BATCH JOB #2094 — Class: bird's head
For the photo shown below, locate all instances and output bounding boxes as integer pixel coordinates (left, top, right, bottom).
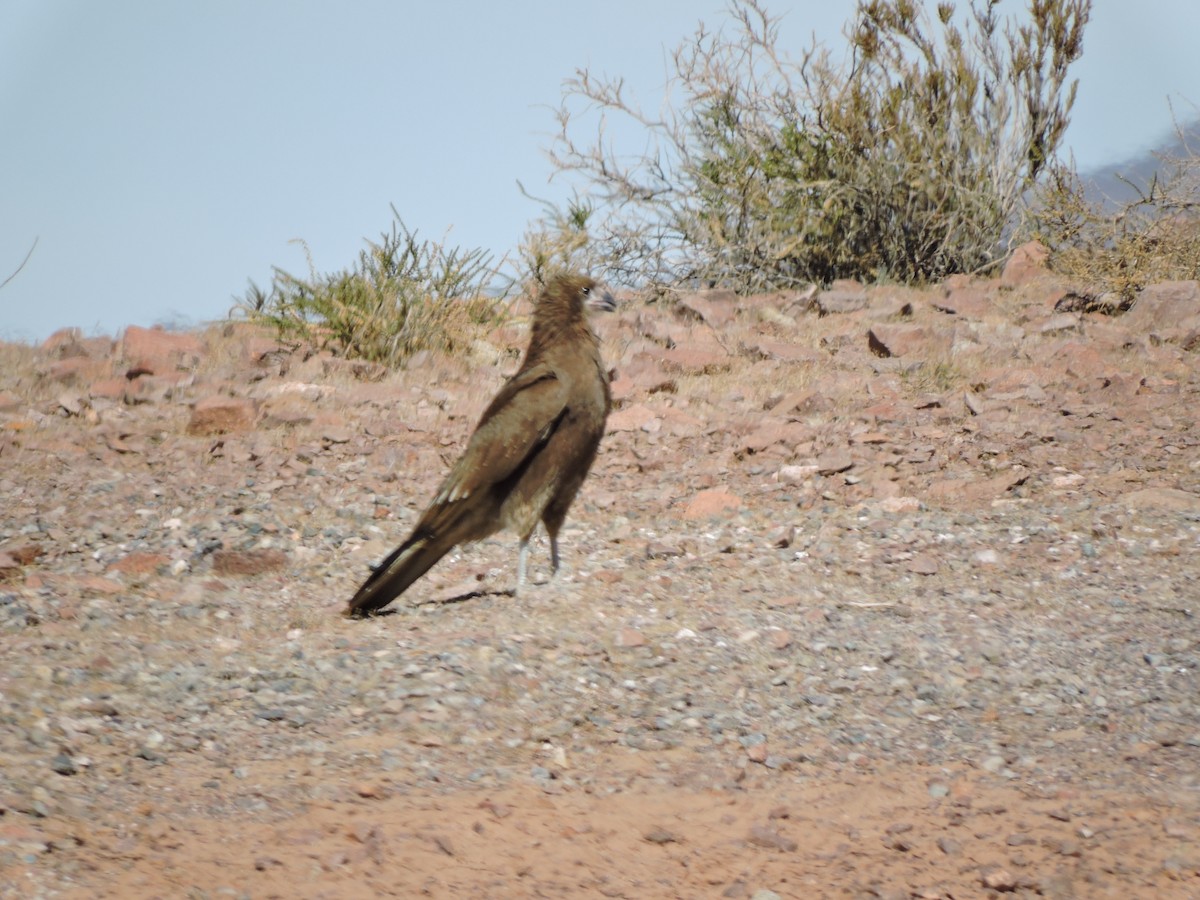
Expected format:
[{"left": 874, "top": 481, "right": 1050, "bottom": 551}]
[
  {"left": 542, "top": 273, "right": 616, "bottom": 318},
  {"left": 580, "top": 279, "right": 617, "bottom": 314},
  {"left": 528, "top": 273, "right": 616, "bottom": 356}
]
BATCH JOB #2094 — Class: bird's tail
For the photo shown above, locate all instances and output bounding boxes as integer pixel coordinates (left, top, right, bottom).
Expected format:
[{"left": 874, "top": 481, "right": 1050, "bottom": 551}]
[{"left": 346, "top": 532, "right": 452, "bottom": 616}]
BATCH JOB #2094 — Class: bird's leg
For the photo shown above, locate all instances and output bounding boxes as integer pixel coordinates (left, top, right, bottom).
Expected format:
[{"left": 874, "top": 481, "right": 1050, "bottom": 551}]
[
  {"left": 549, "top": 533, "right": 560, "bottom": 577},
  {"left": 516, "top": 538, "right": 529, "bottom": 594}
]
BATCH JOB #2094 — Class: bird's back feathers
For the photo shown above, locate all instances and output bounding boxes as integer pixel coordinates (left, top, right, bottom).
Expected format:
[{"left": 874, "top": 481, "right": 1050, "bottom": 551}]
[{"left": 347, "top": 274, "right": 612, "bottom": 616}]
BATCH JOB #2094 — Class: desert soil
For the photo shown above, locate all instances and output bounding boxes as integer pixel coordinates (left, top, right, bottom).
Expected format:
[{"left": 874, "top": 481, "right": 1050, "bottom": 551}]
[{"left": 1, "top": 251, "right": 1198, "bottom": 898}]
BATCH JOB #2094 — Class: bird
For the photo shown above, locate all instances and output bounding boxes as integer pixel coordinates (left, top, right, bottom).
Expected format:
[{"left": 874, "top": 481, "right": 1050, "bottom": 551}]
[{"left": 347, "top": 273, "right": 615, "bottom": 617}]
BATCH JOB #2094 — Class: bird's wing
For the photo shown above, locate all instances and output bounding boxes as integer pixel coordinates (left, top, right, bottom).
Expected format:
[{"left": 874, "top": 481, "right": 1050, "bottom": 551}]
[{"left": 432, "top": 363, "right": 568, "bottom": 505}]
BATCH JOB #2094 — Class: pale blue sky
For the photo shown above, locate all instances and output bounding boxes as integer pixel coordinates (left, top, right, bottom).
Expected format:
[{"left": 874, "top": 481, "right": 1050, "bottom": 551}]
[{"left": 1, "top": 2, "right": 1196, "bottom": 341}]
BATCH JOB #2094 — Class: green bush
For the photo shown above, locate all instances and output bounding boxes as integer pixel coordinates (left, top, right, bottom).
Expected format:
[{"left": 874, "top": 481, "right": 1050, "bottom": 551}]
[
  {"left": 548, "top": 0, "right": 1089, "bottom": 290},
  {"left": 237, "top": 207, "right": 500, "bottom": 367}
]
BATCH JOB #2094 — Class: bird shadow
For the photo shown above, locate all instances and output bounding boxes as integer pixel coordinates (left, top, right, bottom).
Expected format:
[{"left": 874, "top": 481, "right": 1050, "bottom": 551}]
[
  {"left": 344, "top": 581, "right": 548, "bottom": 618},
  {"left": 408, "top": 586, "right": 517, "bottom": 608}
]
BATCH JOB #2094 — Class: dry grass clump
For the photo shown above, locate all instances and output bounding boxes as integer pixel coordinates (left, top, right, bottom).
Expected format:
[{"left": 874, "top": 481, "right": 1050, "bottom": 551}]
[
  {"left": 0, "top": 341, "right": 40, "bottom": 398},
  {"left": 899, "top": 358, "right": 970, "bottom": 395},
  {"left": 1031, "top": 122, "right": 1200, "bottom": 304},
  {"left": 236, "top": 208, "right": 504, "bottom": 367},
  {"left": 542, "top": 0, "right": 1089, "bottom": 292}
]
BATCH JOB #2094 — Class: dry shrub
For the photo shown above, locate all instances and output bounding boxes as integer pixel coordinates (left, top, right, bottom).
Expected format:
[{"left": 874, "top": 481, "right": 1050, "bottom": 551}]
[
  {"left": 545, "top": 0, "right": 1089, "bottom": 292},
  {"left": 236, "top": 208, "right": 503, "bottom": 367},
  {"left": 1031, "top": 119, "right": 1200, "bottom": 304}
]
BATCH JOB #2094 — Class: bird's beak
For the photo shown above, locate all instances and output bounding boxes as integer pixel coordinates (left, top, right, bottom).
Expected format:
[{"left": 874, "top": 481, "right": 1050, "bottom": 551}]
[{"left": 587, "top": 286, "right": 617, "bottom": 314}]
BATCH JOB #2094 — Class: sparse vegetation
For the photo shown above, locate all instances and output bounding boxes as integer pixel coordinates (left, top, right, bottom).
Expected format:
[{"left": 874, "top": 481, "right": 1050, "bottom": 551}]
[
  {"left": 232, "top": 1, "right": 1108, "bottom": 367},
  {"left": 234, "top": 1, "right": 1194, "bottom": 367},
  {"left": 1030, "top": 114, "right": 1200, "bottom": 303},
  {"left": 545, "top": 0, "right": 1090, "bottom": 292},
  {"left": 237, "top": 207, "right": 502, "bottom": 367},
  {"left": 515, "top": 183, "right": 597, "bottom": 287},
  {"left": 901, "top": 358, "right": 968, "bottom": 395}
]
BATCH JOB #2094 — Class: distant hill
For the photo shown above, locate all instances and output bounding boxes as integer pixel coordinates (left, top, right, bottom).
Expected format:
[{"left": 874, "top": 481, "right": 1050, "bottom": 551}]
[{"left": 1080, "top": 117, "right": 1200, "bottom": 209}]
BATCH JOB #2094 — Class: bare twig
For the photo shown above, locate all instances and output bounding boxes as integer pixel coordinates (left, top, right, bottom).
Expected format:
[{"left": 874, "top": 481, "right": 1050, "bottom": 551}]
[{"left": 1, "top": 237, "right": 38, "bottom": 291}]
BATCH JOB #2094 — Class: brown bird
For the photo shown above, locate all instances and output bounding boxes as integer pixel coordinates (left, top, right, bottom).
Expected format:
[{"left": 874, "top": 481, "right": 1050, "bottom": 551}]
[{"left": 347, "top": 274, "right": 615, "bottom": 616}]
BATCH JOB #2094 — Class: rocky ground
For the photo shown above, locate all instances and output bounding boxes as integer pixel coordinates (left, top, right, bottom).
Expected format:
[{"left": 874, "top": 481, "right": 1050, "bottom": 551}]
[{"left": 1, "top": 245, "right": 1198, "bottom": 898}]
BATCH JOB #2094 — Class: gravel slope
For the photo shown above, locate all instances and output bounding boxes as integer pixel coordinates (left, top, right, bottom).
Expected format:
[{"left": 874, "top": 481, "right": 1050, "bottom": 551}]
[{"left": 1, "top": 269, "right": 1198, "bottom": 898}]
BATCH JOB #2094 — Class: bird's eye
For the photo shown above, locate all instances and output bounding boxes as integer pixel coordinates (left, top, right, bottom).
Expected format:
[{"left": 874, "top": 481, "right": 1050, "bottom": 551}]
[{"left": 581, "top": 286, "right": 590, "bottom": 294}]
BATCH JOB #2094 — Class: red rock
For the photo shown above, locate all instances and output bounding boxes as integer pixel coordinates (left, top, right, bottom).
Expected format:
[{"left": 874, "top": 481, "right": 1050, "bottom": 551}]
[
  {"left": 741, "top": 422, "right": 809, "bottom": 455},
  {"left": 2, "top": 543, "right": 43, "bottom": 565},
  {"left": 739, "top": 287, "right": 816, "bottom": 319},
  {"left": 777, "top": 465, "right": 819, "bottom": 484},
  {"left": 1001, "top": 240, "right": 1050, "bottom": 286},
  {"left": 815, "top": 281, "right": 868, "bottom": 315},
  {"left": 187, "top": 396, "right": 258, "bottom": 435},
  {"left": 107, "top": 552, "right": 170, "bottom": 575},
  {"left": 41, "top": 327, "right": 87, "bottom": 357},
  {"left": 659, "top": 407, "right": 704, "bottom": 437},
  {"left": 863, "top": 401, "right": 905, "bottom": 422},
  {"left": 741, "top": 339, "right": 820, "bottom": 363},
  {"left": 57, "top": 393, "right": 84, "bottom": 417},
  {"left": 88, "top": 378, "right": 128, "bottom": 401},
  {"left": 607, "top": 403, "right": 660, "bottom": 434},
  {"left": 621, "top": 353, "right": 676, "bottom": 394},
  {"left": 659, "top": 345, "right": 732, "bottom": 375},
  {"left": 864, "top": 291, "right": 917, "bottom": 319},
  {"left": 634, "top": 313, "right": 680, "bottom": 347},
  {"left": 614, "top": 628, "right": 646, "bottom": 648},
  {"left": 1122, "top": 487, "right": 1200, "bottom": 514},
  {"left": 926, "top": 472, "right": 1025, "bottom": 503},
  {"left": 869, "top": 477, "right": 902, "bottom": 500},
  {"left": 684, "top": 487, "right": 742, "bottom": 520},
  {"left": 608, "top": 373, "right": 638, "bottom": 403},
  {"left": 260, "top": 394, "right": 315, "bottom": 427},
  {"left": 852, "top": 431, "right": 890, "bottom": 445},
  {"left": 934, "top": 283, "right": 994, "bottom": 318},
  {"left": 79, "top": 575, "right": 124, "bottom": 595},
  {"left": 677, "top": 289, "right": 737, "bottom": 329},
  {"left": 909, "top": 554, "right": 939, "bottom": 575},
  {"left": 1037, "top": 341, "right": 1108, "bottom": 380},
  {"left": 1037, "top": 312, "right": 1082, "bottom": 334},
  {"left": 1122, "top": 280, "right": 1200, "bottom": 342},
  {"left": 647, "top": 536, "right": 689, "bottom": 559},
  {"left": 38, "top": 329, "right": 113, "bottom": 361},
  {"left": 878, "top": 496, "right": 921, "bottom": 514},
  {"left": 104, "top": 430, "right": 146, "bottom": 454},
  {"left": 816, "top": 452, "right": 854, "bottom": 476},
  {"left": 121, "top": 325, "right": 203, "bottom": 375},
  {"left": 769, "top": 390, "right": 820, "bottom": 417},
  {"left": 321, "top": 423, "right": 352, "bottom": 444},
  {"left": 43, "top": 357, "right": 106, "bottom": 386},
  {"left": 867, "top": 323, "right": 951, "bottom": 359}
]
